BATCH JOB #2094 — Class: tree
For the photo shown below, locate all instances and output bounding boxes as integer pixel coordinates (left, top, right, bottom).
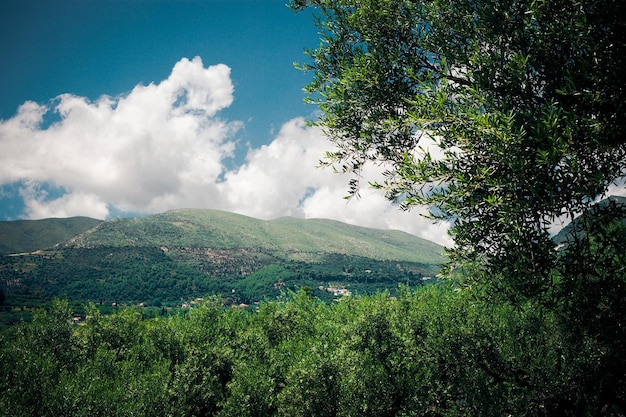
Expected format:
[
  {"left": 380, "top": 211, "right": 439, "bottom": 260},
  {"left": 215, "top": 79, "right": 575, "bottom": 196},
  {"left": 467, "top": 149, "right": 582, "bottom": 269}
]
[
  {"left": 291, "top": 1, "right": 626, "bottom": 413},
  {"left": 291, "top": 0, "right": 626, "bottom": 300}
]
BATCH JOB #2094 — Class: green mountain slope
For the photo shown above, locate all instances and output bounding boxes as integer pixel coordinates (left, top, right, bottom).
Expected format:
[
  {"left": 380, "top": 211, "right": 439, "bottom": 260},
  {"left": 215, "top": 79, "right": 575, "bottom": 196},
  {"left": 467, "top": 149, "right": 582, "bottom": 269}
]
[
  {"left": 553, "top": 195, "right": 626, "bottom": 245},
  {"left": 64, "top": 208, "right": 443, "bottom": 264},
  {"left": 0, "top": 217, "right": 103, "bottom": 255},
  {"left": 0, "top": 209, "right": 444, "bottom": 322}
]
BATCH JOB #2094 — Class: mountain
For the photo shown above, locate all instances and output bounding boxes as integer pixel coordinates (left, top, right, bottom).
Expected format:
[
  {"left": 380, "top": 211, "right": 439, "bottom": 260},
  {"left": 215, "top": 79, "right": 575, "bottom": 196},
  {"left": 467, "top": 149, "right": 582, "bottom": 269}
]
[
  {"left": 553, "top": 196, "right": 626, "bottom": 245},
  {"left": 0, "top": 216, "right": 103, "bottom": 255},
  {"left": 0, "top": 209, "right": 444, "bottom": 320},
  {"left": 62, "top": 208, "right": 443, "bottom": 264}
]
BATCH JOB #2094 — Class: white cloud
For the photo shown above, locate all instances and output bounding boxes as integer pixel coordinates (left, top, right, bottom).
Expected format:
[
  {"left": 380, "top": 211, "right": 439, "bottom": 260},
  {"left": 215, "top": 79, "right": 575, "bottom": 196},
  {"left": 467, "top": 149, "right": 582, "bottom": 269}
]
[
  {"left": 218, "top": 118, "right": 329, "bottom": 219},
  {"left": 219, "top": 118, "right": 452, "bottom": 246},
  {"left": 21, "top": 185, "right": 109, "bottom": 220},
  {"left": 607, "top": 178, "right": 626, "bottom": 199},
  {"left": 0, "top": 56, "right": 451, "bottom": 246},
  {"left": 0, "top": 56, "right": 239, "bottom": 215}
]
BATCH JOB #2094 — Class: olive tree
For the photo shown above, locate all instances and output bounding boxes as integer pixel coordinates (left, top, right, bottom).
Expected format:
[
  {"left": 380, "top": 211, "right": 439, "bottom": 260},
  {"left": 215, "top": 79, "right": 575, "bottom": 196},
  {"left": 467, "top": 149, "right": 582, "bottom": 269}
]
[{"left": 291, "top": 0, "right": 626, "bottom": 300}]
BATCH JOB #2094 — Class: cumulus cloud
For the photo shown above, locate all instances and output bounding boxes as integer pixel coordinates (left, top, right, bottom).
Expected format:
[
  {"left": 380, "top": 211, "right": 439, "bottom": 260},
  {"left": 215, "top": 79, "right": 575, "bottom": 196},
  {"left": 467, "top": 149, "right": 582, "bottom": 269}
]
[
  {"left": 21, "top": 185, "right": 109, "bottom": 220},
  {"left": 0, "top": 57, "right": 238, "bottom": 214},
  {"left": 218, "top": 118, "right": 451, "bottom": 245},
  {"left": 0, "top": 56, "right": 451, "bottom": 246},
  {"left": 218, "top": 118, "right": 329, "bottom": 219}
]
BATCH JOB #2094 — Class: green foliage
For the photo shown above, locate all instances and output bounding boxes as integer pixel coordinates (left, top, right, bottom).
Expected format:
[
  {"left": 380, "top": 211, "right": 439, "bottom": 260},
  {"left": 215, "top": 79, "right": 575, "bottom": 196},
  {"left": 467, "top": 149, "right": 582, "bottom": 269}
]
[
  {"left": 2, "top": 286, "right": 616, "bottom": 416},
  {"left": 290, "top": 2, "right": 626, "bottom": 410},
  {"left": 2, "top": 3, "right": 624, "bottom": 414},
  {"left": 291, "top": 0, "right": 626, "bottom": 300},
  {"left": 0, "top": 216, "right": 102, "bottom": 255},
  {"left": 0, "top": 248, "right": 435, "bottom": 320},
  {"left": 0, "top": 210, "right": 443, "bottom": 318}
]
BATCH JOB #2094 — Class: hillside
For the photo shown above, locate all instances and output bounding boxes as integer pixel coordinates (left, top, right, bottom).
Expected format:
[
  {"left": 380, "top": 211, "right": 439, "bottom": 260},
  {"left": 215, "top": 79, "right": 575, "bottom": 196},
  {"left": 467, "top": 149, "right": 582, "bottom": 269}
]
[
  {"left": 0, "top": 209, "right": 444, "bottom": 323},
  {"left": 63, "top": 208, "right": 443, "bottom": 264},
  {"left": 0, "top": 216, "right": 103, "bottom": 255},
  {"left": 553, "top": 195, "right": 626, "bottom": 245}
]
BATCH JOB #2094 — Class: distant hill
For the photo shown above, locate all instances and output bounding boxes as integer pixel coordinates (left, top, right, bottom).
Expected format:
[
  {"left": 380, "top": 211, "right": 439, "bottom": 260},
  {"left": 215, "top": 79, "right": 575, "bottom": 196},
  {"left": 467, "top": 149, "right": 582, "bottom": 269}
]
[
  {"left": 0, "top": 216, "right": 103, "bottom": 255},
  {"left": 63, "top": 208, "right": 443, "bottom": 264},
  {"left": 0, "top": 209, "right": 444, "bottom": 319},
  {"left": 553, "top": 196, "right": 626, "bottom": 245}
]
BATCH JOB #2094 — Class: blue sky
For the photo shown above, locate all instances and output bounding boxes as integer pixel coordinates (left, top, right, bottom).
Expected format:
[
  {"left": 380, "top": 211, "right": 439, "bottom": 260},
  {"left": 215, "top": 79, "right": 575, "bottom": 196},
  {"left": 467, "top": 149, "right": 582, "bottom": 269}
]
[
  {"left": 1, "top": 0, "right": 316, "bottom": 156},
  {"left": 0, "top": 0, "right": 451, "bottom": 245}
]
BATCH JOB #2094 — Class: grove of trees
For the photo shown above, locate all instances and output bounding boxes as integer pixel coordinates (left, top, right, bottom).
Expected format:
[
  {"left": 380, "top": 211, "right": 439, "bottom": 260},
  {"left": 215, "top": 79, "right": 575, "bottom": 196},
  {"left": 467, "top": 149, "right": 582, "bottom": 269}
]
[{"left": 2, "top": 285, "right": 619, "bottom": 417}]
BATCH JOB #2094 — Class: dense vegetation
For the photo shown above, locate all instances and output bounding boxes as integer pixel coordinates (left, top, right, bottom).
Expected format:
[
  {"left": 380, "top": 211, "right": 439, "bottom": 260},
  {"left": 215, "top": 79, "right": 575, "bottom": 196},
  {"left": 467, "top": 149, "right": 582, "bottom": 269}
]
[
  {"left": 0, "top": 216, "right": 102, "bottom": 255},
  {"left": 287, "top": 0, "right": 626, "bottom": 414},
  {"left": 3, "top": 283, "right": 621, "bottom": 417},
  {"left": 292, "top": 0, "right": 626, "bottom": 289},
  {"left": 2, "top": 208, "right": 624, "bottom": 415}
]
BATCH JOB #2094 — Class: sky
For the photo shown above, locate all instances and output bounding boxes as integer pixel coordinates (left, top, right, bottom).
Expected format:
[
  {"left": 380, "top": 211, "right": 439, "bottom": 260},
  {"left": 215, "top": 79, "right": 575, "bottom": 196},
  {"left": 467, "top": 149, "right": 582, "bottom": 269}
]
[{"left": 0, "top": 0, "right": 451, "bottom": 246}]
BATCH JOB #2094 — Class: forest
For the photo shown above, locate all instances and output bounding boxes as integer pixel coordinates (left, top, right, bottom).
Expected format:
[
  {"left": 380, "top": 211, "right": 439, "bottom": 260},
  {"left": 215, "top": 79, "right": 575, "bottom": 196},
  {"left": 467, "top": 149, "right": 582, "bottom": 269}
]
[
  {"left": 1, "top": 212, "right": 625, "bottom": 416},
  {"left": 0, "top": 244, "right": 438, "bottom": 326},
  {"left": 2, "top": 281, "right": 621, "bottom": 417}
]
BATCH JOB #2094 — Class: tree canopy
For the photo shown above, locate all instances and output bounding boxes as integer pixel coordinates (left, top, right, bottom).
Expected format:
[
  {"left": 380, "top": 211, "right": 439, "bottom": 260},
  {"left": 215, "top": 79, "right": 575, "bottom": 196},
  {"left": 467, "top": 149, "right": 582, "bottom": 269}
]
[
  {"left": 291, "top": 1, "right": 626, "bottom": 411},
  {"left": 0, "top": 288, "right": 604, "bottom": 416},
  {"left": 291, "top": 0, "right": 626, "bottom": 299}
]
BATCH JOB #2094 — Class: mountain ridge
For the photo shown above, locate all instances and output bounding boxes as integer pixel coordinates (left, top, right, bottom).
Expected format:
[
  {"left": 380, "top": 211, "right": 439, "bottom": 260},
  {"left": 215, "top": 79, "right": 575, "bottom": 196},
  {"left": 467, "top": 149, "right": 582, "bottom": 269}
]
[
  {"left": 553, "top": 195, "right": 626, "bottom": 245},
  {"left": 60, "top": 208, "right": 443, "bottom": 264},
  {"left": 0, "top": 216, "right": 103, "bottom": 255},
  {"left": 0, "top": 209, "right": 444, "bottom": 318}
]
